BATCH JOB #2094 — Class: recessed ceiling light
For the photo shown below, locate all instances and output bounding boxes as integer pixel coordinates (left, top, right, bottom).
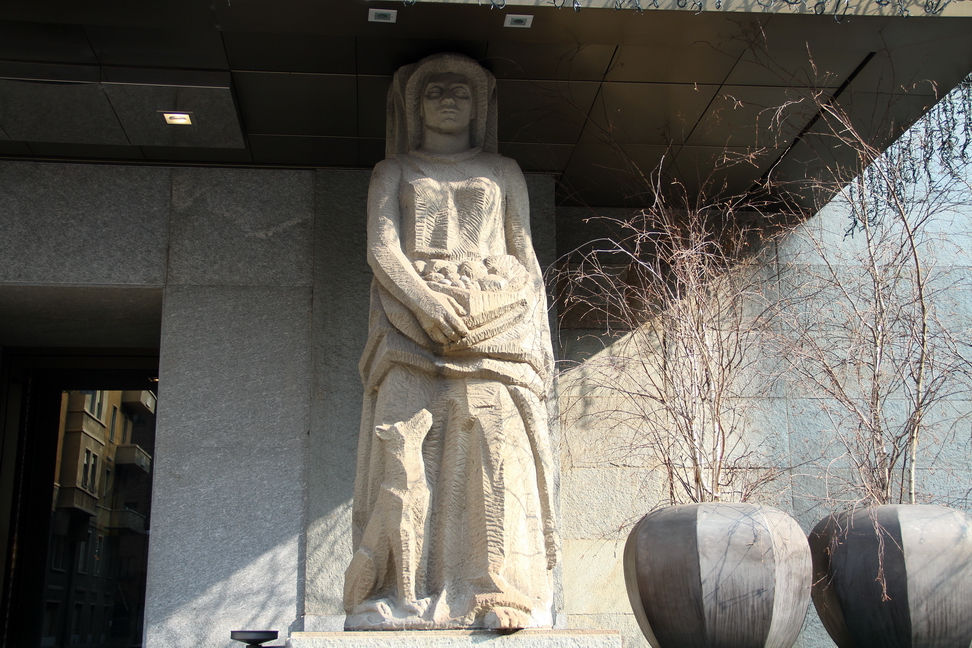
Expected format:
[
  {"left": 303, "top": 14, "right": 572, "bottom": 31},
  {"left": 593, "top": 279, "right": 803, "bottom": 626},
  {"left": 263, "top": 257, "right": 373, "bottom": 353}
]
[
  {"left": 162, "top": 112, "right": 193, "bottom": 125},
  {"left": 368, "top": 8, "right": 397, "bottom": 22},
  {"left": 504, "top": 14, "right": 533, "bottom": 28}
]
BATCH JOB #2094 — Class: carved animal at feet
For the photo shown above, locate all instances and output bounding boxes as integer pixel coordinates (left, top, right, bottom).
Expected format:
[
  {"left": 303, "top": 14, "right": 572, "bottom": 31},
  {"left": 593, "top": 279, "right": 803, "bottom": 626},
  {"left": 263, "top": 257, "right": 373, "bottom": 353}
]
[{"left": 344, "top": 409, "right": 433, "bottom": 623}]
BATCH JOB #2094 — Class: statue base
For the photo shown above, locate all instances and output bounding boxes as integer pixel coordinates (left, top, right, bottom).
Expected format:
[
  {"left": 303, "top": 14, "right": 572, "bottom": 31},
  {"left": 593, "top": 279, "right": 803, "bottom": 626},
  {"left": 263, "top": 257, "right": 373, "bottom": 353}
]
[{"left": 287, "top": 629, "right": 621, "bottom": 648}]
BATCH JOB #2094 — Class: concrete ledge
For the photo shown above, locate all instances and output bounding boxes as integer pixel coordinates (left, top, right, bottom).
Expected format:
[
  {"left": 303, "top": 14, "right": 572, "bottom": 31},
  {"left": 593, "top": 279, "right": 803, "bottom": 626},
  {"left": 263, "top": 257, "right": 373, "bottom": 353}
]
[{"left": 288, "top": 629, "right": 622, "bottom": 648}]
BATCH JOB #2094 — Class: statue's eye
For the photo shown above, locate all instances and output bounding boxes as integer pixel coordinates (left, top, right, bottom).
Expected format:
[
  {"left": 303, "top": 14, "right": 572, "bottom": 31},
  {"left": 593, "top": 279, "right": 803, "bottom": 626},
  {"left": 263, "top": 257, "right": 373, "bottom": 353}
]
[
  {"left": 452, "top": 86, "right": 470, "bottom": 99},
  {"left": 426, "top": 86, "right": 443, "bottom": 99}
]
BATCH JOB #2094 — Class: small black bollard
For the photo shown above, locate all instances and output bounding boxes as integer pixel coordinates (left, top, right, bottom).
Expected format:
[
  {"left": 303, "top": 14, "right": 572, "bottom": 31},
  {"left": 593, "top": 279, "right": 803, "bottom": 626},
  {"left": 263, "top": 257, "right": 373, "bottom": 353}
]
[{"left": 230, "top": 630, "right": 279, "bottom": 648}]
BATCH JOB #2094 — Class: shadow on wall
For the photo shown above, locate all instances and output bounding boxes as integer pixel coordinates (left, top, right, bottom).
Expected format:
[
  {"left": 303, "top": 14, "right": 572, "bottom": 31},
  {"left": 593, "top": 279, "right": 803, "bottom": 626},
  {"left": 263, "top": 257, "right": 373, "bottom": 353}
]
[{"left": 147, "top": 534, "right": 301, "bottom": 648}]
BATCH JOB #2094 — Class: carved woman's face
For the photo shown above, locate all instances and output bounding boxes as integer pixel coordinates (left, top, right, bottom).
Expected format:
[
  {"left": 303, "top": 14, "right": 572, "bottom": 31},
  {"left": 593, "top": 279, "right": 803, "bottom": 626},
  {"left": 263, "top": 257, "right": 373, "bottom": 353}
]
[{"left": 420, "top": 73, "right": 475, "bottom": 135}]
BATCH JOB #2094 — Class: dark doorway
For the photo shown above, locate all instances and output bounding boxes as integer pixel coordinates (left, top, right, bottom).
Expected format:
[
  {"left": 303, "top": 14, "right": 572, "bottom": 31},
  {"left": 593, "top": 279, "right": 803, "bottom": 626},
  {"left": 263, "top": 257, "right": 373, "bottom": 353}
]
[{"left": 0, "top": 350, "right": 159, "bottom": 648}]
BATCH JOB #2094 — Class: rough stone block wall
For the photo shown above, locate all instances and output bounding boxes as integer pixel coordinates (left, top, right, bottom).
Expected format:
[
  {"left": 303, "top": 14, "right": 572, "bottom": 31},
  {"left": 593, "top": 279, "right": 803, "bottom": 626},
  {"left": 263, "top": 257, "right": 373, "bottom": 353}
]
[{"left": 555, "top": 194, "right": 972, "bottom": 648}]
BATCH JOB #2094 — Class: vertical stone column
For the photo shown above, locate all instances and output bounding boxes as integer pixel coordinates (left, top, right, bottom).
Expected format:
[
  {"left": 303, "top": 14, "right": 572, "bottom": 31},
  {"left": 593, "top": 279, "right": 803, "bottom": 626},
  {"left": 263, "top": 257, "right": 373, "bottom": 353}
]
[{"left": 146, "top": 168, "right": 315, "bottom": 648}]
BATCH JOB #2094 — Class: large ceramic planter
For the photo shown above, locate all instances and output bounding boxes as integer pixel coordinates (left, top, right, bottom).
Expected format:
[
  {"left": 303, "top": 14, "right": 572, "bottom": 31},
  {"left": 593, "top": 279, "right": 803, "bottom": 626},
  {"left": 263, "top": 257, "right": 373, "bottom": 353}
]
[
  {"left": 624, "top": 503, "right": 811, "bottom": 648},
  {"left": 809, "top": 504, "right": 972, "bottom": 648}
]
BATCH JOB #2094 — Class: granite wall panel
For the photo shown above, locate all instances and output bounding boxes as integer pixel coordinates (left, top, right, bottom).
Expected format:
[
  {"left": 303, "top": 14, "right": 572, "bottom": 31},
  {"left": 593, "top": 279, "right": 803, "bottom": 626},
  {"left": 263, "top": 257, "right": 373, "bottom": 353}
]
[
  {"left": 0, "top": 161, "right": 170, "bottom": 285},
  {"left": 168, "top": 167, "right": 314, "bottom": 287},
  {"left": 147, "top": 284, "right": 312, "bottom": 648}
]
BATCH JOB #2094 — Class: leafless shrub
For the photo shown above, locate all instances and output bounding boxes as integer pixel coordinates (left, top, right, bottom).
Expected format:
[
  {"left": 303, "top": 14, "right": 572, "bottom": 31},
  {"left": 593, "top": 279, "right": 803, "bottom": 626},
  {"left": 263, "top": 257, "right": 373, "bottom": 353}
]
[
  {"left": 773, "top": 78, "right": 972, "bottom": 507},
  {"left": 557, "top": 67, "right": 972, "bottom": 515},
  {"left": 557, "top": 165, "right": 792, "bottom": 506}
]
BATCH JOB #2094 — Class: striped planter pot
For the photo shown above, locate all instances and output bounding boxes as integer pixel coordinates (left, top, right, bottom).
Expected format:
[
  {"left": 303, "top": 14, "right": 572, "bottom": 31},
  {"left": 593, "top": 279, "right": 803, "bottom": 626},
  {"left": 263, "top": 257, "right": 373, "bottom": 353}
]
[
  {"left": 809, "top": 505, "right": 972, "bottom": 648},
  {"left": 624, "top": 503, "right": 811, "bottom": 648}
]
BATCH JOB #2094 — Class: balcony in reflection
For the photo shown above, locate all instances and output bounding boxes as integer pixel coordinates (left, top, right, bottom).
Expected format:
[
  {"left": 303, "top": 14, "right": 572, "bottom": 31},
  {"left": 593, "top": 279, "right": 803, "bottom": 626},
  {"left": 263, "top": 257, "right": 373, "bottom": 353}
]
[{"left": 42, "top": 389, "right": 156, "bottom": 648}]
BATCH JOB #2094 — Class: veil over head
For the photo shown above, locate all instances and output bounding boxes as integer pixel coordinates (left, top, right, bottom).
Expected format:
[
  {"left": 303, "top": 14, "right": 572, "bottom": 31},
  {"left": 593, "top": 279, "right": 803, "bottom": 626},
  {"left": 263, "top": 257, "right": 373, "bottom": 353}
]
[{"left": 385, "top": 52, "right": 498, "bottom": 157}]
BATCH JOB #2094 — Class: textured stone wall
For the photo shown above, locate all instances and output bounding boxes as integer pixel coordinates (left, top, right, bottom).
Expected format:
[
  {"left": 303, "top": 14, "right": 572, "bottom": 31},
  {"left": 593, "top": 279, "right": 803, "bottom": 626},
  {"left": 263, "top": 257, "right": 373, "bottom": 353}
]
[
  {"left": 555, "top": 195, "right": 972, "bottom": 648},
  {"left": 147, "top": 167, "right": 314, "bottom": 647}
]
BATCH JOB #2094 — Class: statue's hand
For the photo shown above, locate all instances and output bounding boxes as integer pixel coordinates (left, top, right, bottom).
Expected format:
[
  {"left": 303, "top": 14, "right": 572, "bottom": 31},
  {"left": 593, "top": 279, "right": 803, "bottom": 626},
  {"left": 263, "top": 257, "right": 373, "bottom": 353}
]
[{"left": 417, "top": 291, "right": 469, "bottom": 345}]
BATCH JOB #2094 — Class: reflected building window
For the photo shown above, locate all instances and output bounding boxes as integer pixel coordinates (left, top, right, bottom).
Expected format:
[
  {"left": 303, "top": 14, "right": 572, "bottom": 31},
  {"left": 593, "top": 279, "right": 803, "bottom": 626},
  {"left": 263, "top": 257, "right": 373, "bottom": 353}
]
[
  {"left": 78, "top": 532, "right": 89, "bottom": 574},
  {"left": 84, "top": 391, "right": 106, "bottom": 421},
  {"left": 71, "top": 602, "right": 82, "bottom": 640},
  {"left": 89, "top": 455, "right": 98, "bottom": 495},
  {"left": 81, "top": 450, "right": 91, "bottom": 491},
  {"left": 50, "top": 536, "right": 66, "bottom": 572},
  {"left": 94, "top": 536, "right": 103, "bottom": 576},
  {"left": 39, "top": 389, "right": 156, "bottom": 648},
  {"left": 41, "top": 602, "right": 59, "bottom": 648}
]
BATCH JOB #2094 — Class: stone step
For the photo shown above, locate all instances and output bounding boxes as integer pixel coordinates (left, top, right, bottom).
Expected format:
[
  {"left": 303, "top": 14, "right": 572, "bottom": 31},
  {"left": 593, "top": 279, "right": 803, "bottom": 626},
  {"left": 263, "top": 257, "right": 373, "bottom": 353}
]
[{"left": 287, "top": 629, "right": 622, "bottom": 648}]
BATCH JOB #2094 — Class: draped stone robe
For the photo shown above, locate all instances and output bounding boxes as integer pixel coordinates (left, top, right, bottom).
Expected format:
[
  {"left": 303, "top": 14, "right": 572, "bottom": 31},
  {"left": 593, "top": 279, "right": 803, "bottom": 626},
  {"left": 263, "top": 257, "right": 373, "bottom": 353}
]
[{"left": 346, "top": 147, "right": 559, "bottom": 629}]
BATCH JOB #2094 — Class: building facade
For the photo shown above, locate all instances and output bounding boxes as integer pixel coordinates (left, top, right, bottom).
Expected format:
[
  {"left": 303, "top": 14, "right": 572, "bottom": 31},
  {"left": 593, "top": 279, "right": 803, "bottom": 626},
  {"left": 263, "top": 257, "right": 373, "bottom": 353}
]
[
  {"left": 43, "top": 390, "right": 155, "bottom": 648},
  {"left": 2, "top": 3, "right": 972, "bottom": 648}
]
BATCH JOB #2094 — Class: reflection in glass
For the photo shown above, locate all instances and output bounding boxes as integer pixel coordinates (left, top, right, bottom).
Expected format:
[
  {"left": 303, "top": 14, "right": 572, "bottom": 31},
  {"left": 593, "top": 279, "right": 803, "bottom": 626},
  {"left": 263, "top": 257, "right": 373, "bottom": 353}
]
[{"left": 40, "top": 390, "right": 156, "bottom": 648}]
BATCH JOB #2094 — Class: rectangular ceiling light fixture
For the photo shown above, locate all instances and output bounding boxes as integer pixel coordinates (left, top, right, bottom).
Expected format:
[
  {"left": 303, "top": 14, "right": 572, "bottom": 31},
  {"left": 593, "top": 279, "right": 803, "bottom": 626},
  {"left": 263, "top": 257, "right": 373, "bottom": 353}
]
[
  {"left": 504, "top": 14, "right": 533, "bottom": 28},
  {"left": 161, "top": 112, "right": 193, "bottom": 125},
  {"left": 368, "top": 8, "right": 398, "bottom": 22}
]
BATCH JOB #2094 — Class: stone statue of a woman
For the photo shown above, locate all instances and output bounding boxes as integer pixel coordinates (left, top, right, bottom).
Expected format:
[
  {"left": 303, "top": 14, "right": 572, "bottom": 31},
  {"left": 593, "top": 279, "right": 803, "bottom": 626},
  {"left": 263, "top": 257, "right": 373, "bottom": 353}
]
[{"left": 344, "top": 53, "right": 559, "bottom": 631}]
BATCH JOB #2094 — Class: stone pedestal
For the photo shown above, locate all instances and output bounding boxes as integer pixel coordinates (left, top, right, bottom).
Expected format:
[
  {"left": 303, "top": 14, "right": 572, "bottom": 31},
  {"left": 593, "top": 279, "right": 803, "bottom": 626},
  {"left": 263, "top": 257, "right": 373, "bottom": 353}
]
[{"left": 287, "top": 630, "right": 621, "bottom": 648}]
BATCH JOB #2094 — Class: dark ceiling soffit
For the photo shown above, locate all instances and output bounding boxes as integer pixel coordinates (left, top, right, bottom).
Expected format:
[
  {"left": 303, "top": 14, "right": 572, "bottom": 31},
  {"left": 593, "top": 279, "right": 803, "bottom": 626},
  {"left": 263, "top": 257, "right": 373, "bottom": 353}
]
[
  {"left": 0, "top": 60, "right": 100, "bottom": 83},
  {"left": 0, "top": 64, "right": 243, "bottom": 149},
  {"left": 0, "top": 61, "right": 231, "bottom": 88},
  {"left": 103, "top": 85, "right": 245, "bottom": 149},
  {"left": 100, "top": 67, "right": 231, "bottom": 88}
]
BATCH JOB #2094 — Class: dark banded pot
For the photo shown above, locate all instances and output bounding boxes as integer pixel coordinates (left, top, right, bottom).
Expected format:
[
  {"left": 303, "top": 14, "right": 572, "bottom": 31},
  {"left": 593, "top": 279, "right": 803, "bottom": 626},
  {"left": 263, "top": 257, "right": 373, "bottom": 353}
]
[
  {"left": 624, "top": 503, "right": 811, "bottom": 648},
  {"left": 809, "top": 505, "right": 972, "bottom": 648}
]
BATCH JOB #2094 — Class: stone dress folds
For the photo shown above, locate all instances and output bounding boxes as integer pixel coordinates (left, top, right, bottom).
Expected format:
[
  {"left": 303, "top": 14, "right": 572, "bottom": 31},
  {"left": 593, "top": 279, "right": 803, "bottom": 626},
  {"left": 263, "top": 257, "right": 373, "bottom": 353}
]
[{"left": 345, "top": 146, "right": 559, "bottom": 629}]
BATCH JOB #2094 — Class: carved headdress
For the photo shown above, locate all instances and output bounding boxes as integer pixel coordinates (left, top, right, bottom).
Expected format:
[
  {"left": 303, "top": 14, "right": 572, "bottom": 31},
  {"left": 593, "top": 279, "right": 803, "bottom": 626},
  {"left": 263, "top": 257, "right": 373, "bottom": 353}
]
[{"left": 385, "top": 52, "right": 499, "bottom": 157}]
